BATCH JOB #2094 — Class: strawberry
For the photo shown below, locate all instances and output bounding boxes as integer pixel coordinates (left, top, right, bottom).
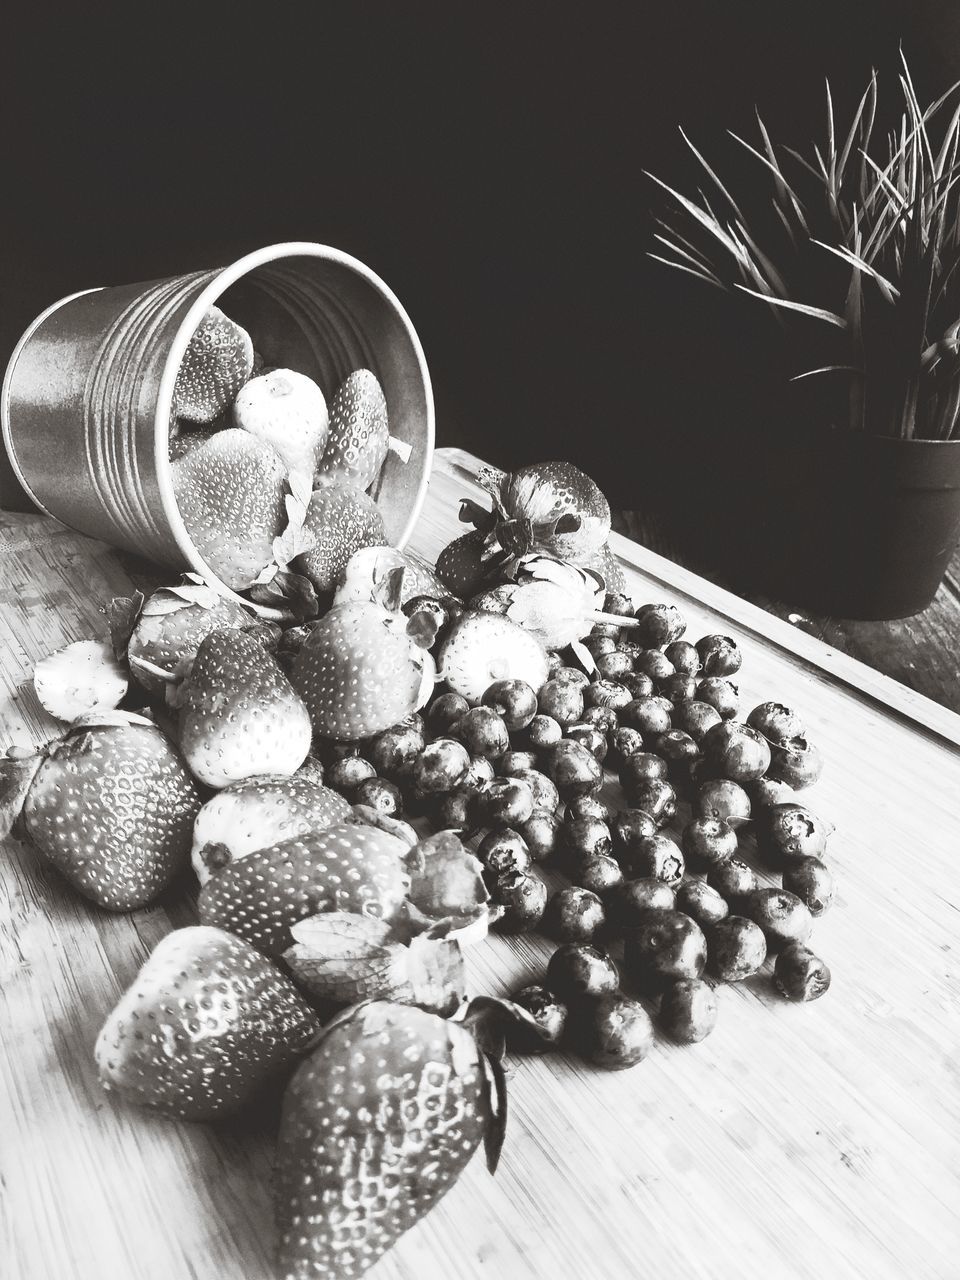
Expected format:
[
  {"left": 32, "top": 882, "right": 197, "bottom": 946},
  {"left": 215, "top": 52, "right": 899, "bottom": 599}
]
[
  {"left": 274, "top": 999, "right": 528, "bottom": 1279},
  {"left": 436, "top": 528, "right": 489, "bottom": 598},
  {"left": 233, "top": 368, "right": 329, "bottom": 480},
  {"left": 95, "top": 925, "right": 321, "bottom": 1121},
  {"left": 21, "top": 717, "right": 201, "bottom": 910},
  {"left": 315, "top": 369, "right": 389, "bottom": 491},
  {"left": 461, "top": 460, "right": 611, "bottom": 566},
  {"left": 118, "top": 575, "right": 253, "bottom": 694},
  {"left": 197, "top": 818, "right": 414, "bottom": 956},
  {"left": 168, "top": 421, "right": 222, "bottom": 462},
  {"left": 172, "top": 306, "right": 254, "bottom": 424},
  {"left": 293, "top": 485, "right": 386, "bottom": 595},
  {"left": 191, "top": 768, "right": 352, "bottom": 885},
  {"left": 177, "top": 629, "right": 312, "bottom": 790},
  {"left": 172, "top": 428, "right": 288, "bottom": 590},
  {"left": 584, "top": 540, "right": 627, "bottom": 594},
  {"left": 436, "top": 609, "right": 550, "bottom": 704},
  {"left": 292, "top": 593, "right": 433, "bottom": 741}
]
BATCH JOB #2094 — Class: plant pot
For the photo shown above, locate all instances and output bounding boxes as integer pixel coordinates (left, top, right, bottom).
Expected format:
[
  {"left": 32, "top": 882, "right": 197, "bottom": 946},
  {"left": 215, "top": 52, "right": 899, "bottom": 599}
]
[
  {"left": 0, "top": 242, "right": 434, "bottom": 609},
  {"left": 740, "top": 427, "right": 960, "bottom": 620}
]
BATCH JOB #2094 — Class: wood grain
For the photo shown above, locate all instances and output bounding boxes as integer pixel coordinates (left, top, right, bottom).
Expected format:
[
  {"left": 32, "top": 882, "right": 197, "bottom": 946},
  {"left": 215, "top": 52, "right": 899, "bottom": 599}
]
[{"left": 2, "top": 448, "right": 959, "bottom": 1280}]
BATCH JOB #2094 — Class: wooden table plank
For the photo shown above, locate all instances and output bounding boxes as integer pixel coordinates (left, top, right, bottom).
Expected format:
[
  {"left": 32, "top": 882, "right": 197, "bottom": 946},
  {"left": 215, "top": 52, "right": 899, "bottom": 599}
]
[{"left": 2, "top": 448, "right": 959, "bottom": 1280}]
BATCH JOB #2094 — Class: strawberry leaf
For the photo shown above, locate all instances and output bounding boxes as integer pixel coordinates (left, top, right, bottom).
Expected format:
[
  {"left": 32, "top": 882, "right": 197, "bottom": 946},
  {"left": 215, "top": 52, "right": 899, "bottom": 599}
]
[
  {"left": 248, "top": 570, "right": 319, "bottom": 621},
  {"left": 405, "top": 609, "right": 440, "bottom": 649},
  {"left": 287, "top": 470, "right": 314, "bottom": 510},
  {"left": 0, "top": 749, "right": 45, "bottom": 839},
  {"left": 483, "top": 1051, "right": 509, "bottom": 1174},
  {"left": 33, "top": 639, "right": 129, "bottom": 722},
  {"left": 104, "top": 591, "right": 145, "bottom": 659},
  {"left": 371, "top": 565, "right": 405, "bottom": 613},
  {"left": 459, "top": 498, "right": 496, "bottom": 532}
]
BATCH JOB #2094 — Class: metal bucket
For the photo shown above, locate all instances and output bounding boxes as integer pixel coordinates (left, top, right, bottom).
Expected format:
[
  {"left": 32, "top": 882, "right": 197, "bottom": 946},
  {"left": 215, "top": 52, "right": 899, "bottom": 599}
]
[{"left": 1, "top": 242, "right": 435, "bottom": 605}]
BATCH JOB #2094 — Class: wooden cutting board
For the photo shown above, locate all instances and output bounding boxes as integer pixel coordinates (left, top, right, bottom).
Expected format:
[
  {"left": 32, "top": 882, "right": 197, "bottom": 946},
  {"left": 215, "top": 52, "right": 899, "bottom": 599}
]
[{"left": 2, "top": 448, "right": 958, "bottom": 1280}]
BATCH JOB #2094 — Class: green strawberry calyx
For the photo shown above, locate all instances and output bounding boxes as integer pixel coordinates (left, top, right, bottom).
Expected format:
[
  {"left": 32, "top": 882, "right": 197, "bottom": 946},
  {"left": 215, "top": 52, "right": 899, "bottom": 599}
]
[{"left": 248, "top": 474, "right": 320, "bottom": 620}]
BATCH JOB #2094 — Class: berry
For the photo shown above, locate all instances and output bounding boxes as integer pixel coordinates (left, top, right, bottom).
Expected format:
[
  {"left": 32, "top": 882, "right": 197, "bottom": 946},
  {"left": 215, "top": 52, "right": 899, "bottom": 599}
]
[
  {"left": 574, "top": 854, "right": 624, "bottom": 896},
  {"left": 623, "top": 909, "right": 707, "bottom": 994},
  {"left": 563, "top": 816, "right": 614, "bottom": 865},
  {"left": 695, "top": 677, "right": 740, "bottom": 719},
  {"left": 773, "top": 944, "right": 831, "bottom": 1001},
  {"left": 682, "top": 817, "right": 738, "bottom": 869},
  {"left": 621, "top": 777, "right": 677, "bottom": 827},
  {"left": 233, "top": 368, "right": 329, "bottom": 478},
  {"left": 767, "top": 737, "right": 824, "bottom": 790},
  {"left": 437, "top": 611, "right": 550, "bottom": 705},
  {"left": 674, "top": 878, "right": 729, "bottom": 927},
  {"left": 453, "top": 706, "right": 510, "bottom": 760},
  {"left": 659, "top": 977, "right": 718, "bottom": 1043},
  {"left": 707, "top": 858, "right": 759, "bottom": 902},
  {"left": 605, "top": 879, "right": 676, "bottom": 929},
  {"left": 477, "top": 777, "right": 535, "bottom": 827},
  {"left": 546, "top": 943, "right": 619, "bottom": 1002},
  {"left": 696, "top": 635, "right": 742, "bottom": 677},
  {"left": 746, "top": 701, "right": 806, "bottom": 745},
  {"left": 494, "top": 870, "right": 548, "bottom": 932},
  {"left": 537, "top": 679, "right": 584, "bottom": 727},
  {"left": 481, "top": 678, "right": 539, "bottom": 731},
  {"left": 620, "top": 695, "right": 673, "bottom": 737},
  {"left": 758, "top": 802, "right": 829, "bottom": 864},
  {"left": 545, "top": 740, "right": 603, "bottom": 799},
  {"left": 525, "top": 714, "right": 563, "bottom": 750},
  {"left": 172, "top": 429, "right": 287, "bottom": 590},
  {"left": 707, "top": 916, "right": 768, "bottom": 981},
  {"left": 316, "top": 368, "right": 390, "bottom": 490},
  {"left": 564, "top": 723, "right": 608, "bottom": 762},
  {"left": 703, "top": 721, "right": 771, "bottom": 783},
  {"left": 664, "top": 640, "right": 701, "bottom": 674},
  {"left": 173, "top": 306, "right": 253, "bottom": 424},
  {"left": 427, "top": 691, "right": 471, "bottom": 735},
  {"left": 673, "top": 700, "right": 724, "bottom": 743},
  {"left": 582, "top": 679, "right": 633, "bottom": 711},
  {"left": 325, "top": 754, "right": 378, "bottom": 798},
  {"left": 95, "top": 925, "right": 319, "bottom": 1121},
  {"left": 575, "top": 993, "right": 654, "bottom": 1070},
  {"left": 510, "top": 985, "right": 568, "bottom": 1051},
  {"left": 695, "top": 778, "right": 752, "bottom": 828},
  {"left": 632, "top": 602, "right": 686, "bottom": 647},
  {"left": 744, "top": 888, "right": 814, "bottom": 950},
  {"left": 520, "top": 809, "right": 563, "bottom": 862},
  {"left": 623, "top": 833, "right": 685, "bottom": 887},
  {"left": 543, "top": 887, "right": 606, "bottom": 944},
  {"left": 295, "top": 485, "right": 387, "bottom": 594},
  {"left": 353, "top": 776, "right": 403, "bottom": 817},
  {"left": 477, "top": 828, "right": 533, "bottom": 879},
  {"left": 413, "top": 738, "right": 472, "bottom": 794},
  {"left": 782, "top": 857, "right": 835, "bottom": 916}
]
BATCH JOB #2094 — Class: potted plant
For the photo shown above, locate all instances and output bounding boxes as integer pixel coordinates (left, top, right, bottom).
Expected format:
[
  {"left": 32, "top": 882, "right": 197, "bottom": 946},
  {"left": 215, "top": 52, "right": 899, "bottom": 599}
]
[{"left": 648, "top": 55, "right": 960, "bottom": 618}]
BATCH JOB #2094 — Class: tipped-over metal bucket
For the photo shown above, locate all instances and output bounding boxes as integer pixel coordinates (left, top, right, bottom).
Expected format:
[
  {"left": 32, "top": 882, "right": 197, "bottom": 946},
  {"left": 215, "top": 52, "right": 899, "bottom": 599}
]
[{"left": 1, "top": 242, "right": 435, "bottom": 603}]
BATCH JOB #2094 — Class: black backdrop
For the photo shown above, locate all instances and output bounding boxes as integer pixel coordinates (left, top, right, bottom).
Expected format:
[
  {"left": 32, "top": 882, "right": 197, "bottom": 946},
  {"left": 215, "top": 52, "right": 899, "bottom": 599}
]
[{"left": 4, "top": 2, "right": 959, "bottom": 533}]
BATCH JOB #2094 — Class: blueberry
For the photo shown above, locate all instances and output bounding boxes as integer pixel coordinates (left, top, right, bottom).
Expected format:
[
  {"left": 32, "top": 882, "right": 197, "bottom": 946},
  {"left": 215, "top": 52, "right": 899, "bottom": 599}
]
[
  {"left": 575, "top": 854, "right": 625, "bottom": 896},
  {"left": 605, "top": 878, "right": 676, "bottom": 930},
  {"left": 546, "top": 943, "right": 620, "bottom": 1002},
  {"left": 366, "top": 717, "right": 426, "bottom": 778},
  {"left": 478, "top": 777, "right": 535, "bottom": 827},
  {"left": 622, "top": 833, "right": 685, "bottom": 887},
  {"left": 618, "top": 752, "right": 669, "bottom": 786},
  {"left": 621, "top": 778, "right": 677, "bottom": 827},
  {"left": 325, "top": 754, "right": 377, "bottom": 798},
  {"left": 702, "top": 721, "right": 771, "bottom": 784},
  {"left": 575, "top": 992, "right": 655, "bottom": 1069},
  {"left": 477, "top": 828, "right": 533, "bottom": 878},
  {"left": 633, "top": 602, "right": 686, "bottom": 648},
  {"left": 495, "top": 871, "right": 548, "bottom": 933},
  {"left": 782, "top": 857, "right": 835, "bottom": 916},
  {"left": 744, "top": 888, "right": 814, "bottom": 950},
  {"left": 537, "top": 679, "right": 584, "bottom": 727},
  {"left": 695, "top": 677, "right": 740, "bottom": 719},
  {"left": 580, "top": 704, "right": 619, "bottom": 733},
  {"left": 695, "top": 779, "right": 751, "bottom": 829},
  {"left": 610, "top": 809, "right": 659, "bottom": 860},
  {"left": 525, "top": 714, "right": 563, "bottom": 750},
  {"left": 607, "top": 726, "right": 645, "bottom": 769},
  {"left": 673, "top": 700, "right": 724, "bottom": 743},
  {"left": 623, "top": 909, "right": 707, "bottom": 994},
  {"left": 595, "top": 650, "right": 635, "bottom": 682},
  {"left": 582, "top": 680, "right": 633, "bottom": 712},
  {"left": 695, "top": 635, "right": 742, "bottom": 677},
  {"left": 510, "top": 769, "right": 560, "bottom": 813},
  {"left": 658, "top": 674, "right": 698, "bottom": 705},
  {"left": 510, "top": 985, "right": 568, "bottom": 1051},
  {"left": 482, "top": 678, "right": 539, "bottom": 732},
  {"left": 498, "top": 749, "right": 539, "bottom": 777},
  {"left": 664, "top": 640, "right": 701, "bottom": 675},
  {"left": 682, "top": 817, "right": 738, "bottom": 869},
  {"left": 707, "top": 916, "right": 767, "bottom": 981},
  {"left": 659, "top": 977, "right": 719, "bottom": 1043},
  {"left": 353, "top": 777, "right": 403, "bottom": 817},
  {"left": 543, "top": 887, "right": 606, "bottom": 944},
  {"left": 766, "top": 737, "right": 824, "bottom": 790},
  {"left": 620, "top": 695, "right": 673, "bottom": 737},
  {"left": 413, "top": 737, "right": 471, "bottom": 793},
  {"left": 563, "top": 815, "right": 614, "bottom": 865},
  {"left": 674, "top": 878, "right": 729, "bottom": 927},
  {"left": 453, "top": 706, "right": 510, "bottom": 760},
  {"left": 773, "top": 943, "right": 831, "bottom": 1001},
  {"left": 565, "top": 723, "right": 608, "bottom": 763},
  {"left": 707, "top": 858, "right": 759, "bottom": 902},
  {"left": 519, "top": 809, "right": 563, "bottom": 863},
  {"left": 426, "top": 692, "right": 470, "bottom": 736},
  {"left": 545, "top": 740, "right": 603, "bottom": 799},
  {"left": 746, "top": 701, "right": 806, "bottom": 745}
]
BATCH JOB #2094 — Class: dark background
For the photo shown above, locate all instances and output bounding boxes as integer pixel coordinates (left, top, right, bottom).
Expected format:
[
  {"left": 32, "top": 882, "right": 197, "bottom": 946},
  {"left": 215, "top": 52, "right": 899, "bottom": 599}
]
[{"left": 4, "top": 2, "right": 959, "bottom": 532}]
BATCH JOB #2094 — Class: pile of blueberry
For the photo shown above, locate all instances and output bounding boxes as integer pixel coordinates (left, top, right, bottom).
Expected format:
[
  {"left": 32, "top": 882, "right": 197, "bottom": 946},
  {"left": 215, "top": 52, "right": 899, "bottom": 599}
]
[{"left": 317, "top": 593, "right": 834, "bottom": 1070}]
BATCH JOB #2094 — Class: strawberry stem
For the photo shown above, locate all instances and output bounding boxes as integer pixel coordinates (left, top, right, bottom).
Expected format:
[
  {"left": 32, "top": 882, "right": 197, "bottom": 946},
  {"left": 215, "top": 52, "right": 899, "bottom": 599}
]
[
  {"left": 127, "top": 655, "right": 178, "bottom": 684},
  {"left": 591, "top": 610, "right": 640, "bottom": 629}
]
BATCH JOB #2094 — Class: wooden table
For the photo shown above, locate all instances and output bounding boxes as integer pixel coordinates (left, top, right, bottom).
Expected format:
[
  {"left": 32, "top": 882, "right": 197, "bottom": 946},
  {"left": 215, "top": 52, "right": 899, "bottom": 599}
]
[{"left": 2, "top": 448, "right": 959, "bottom": 1280}]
